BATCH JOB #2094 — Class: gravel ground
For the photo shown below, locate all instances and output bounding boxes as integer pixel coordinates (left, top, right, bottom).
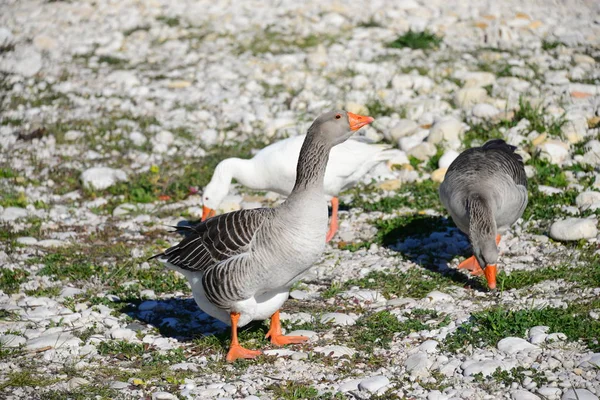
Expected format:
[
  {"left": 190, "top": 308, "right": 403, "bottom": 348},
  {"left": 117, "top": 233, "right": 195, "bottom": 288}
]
[{"left": 1, "top": 0, "right": 600, "bottom": 399}]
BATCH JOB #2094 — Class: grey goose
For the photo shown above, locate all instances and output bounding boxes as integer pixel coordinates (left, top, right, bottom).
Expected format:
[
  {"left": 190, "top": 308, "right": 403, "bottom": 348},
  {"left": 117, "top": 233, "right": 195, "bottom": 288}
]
[
  {"left": 439, "top": 139, "right": 528, "bottom": 290},
  {"left": 152, "top": 111, "right": 374, "bottom": 361}
]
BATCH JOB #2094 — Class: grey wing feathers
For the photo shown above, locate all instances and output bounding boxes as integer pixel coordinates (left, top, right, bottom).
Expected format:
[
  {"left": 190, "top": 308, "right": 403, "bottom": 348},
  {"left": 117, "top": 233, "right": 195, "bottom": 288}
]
[
  {"left": 447, "top": 139, "right": 527, "bottom": 187},
  {"left": 153, "top": 208, "right": 274, "bottom": 273}
]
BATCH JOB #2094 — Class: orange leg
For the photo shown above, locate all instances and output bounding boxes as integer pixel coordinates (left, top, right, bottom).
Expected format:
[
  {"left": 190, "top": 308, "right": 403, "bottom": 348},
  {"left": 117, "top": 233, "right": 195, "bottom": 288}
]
[
  {"left": 496, "top": 234, "right": 501, "bottom": 246},
  {"left": 458, "top": 255, "right": 484, "bottom": 276},
  {"left": 325, "top": 197, "right": 339, "bottom": 242},
  {"left": 226, "top": 312, "right": 261, "bottom": 362},
  {"left": 265, "top": 310, "right": 308, "bottom": 346}
]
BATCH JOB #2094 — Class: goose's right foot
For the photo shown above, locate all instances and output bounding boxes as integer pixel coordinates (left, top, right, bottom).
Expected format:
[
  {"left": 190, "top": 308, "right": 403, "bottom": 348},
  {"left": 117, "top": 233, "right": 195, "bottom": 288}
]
[
  {"left": 457, "top": 255, "right": 484, "bottom": 276},
  {"left": 227, "top": 312, "right": 261, "bottom": 362}
]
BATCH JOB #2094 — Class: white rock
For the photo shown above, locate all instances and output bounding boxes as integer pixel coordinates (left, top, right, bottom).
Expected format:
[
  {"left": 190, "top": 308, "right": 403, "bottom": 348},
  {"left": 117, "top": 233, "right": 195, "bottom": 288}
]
[
  {"left": 419, "top": 340, "right": 439, "bottom": 353},
  {"left": 286, "top": 330, "right": 317, "bottom": 340},
  {"left": 64, "top": 130, "right": 84, "bottom": 141},
  {"left": 472, "top": 103, "right": 500, "bottom": 119},
  {"left": 537, "top": 387, "right": 562, "bottom": 398},
  {"left": 358, "top": 375, "right": 390, "bottom": 393},
  {"left": 320, "top": 313, "right": 357, "bottom": 326},
  {"left": 427, "top": 117, "right": 463, "bottom": 148},
  {"left": 426, "top": 291, "right": 454, "bottom": 303},
  {"left": 497, "top": 337, "right": 540, "bottom": 355},
  {"left": 110, "top": 328, "right": 136, "bottom": 341},
  {"left": 549, "top": 218, "right": 598, "bottom": 241},
  {"left": 139, "top": 300, "right": 158, "bottom": 311},
  {"left": 536, "top": 140, "right": 570, "bottom": 166},
  {"left": 67, "top": 377, "right": 90, "bottom": 390},
  {"left": 37, "top": 239, "right": 68, "bottom": 248},
  {"left": 462, "top": 359, "right": 515, "bottom": 376},
  {"left": 408, "top": 142, "right": 437, "bottom": 161},
  {"left": 454, "top": 87, "right": 487, "bottom": 109},
  {"left": 0, "top": 27, "right": 13, "bottom": 44},
  {"left": 579, "top": 353, "right": 600, "bottom": 368},
  {"left": 576, "top": 191, "right": 600, "bottom": 211},
  {"left": 0, "top": 334, "right": 26, "bottom": 348},
  {"left": 438, "top": 150, "right": 460, "bottom": 169},
  {"left": 263, "top": 349, "right": 296, "bottom": 357},
  {"left": 81, "top": 167, "right": 128, "bottom": 190},
  {"left": 152, "top": 131, "right": 174, "bottom": 153},
  {"left": 405, "top": 353, "right": 431, "bottom": 376},
  {"left": 512, "top": 390, "right": 541, "bottom": 400},
  {"left": 338, "top": 379, "right": 362, "bottom": 392},
  {"left": 529, "top": 334, "right": 547, "bottom": 344},
  {"left": 546, "top": 332, "right": 567, "bottom": 342},
  {"left": 152, "top": 392, "right": 178, "bottom": 400},
  {"left": 106, "top": 70, "right": 140, "bottom": 88},
  {"left": 16, "top": 236, "right": 37, "bottom": 245},
  {"left": 562, "top": 389, "right": 598, "bottom": 400},
  {"left": 387, "top": 119, "right": 419, "bottom": 142},
  {"left": 0, "top": 46, "right": 42, "bottom": 77},
  {"left": 313, "top": 345, "right": 355, "bottom": 358},
  {"left": 129, "top": 131, "right": 147, "bottom": 146},
  {"left": 1, "top": 207, "right": 28, "bottom": 221},
  {"left": 26, "top": 332, "right": 81, "bottom": 350}
]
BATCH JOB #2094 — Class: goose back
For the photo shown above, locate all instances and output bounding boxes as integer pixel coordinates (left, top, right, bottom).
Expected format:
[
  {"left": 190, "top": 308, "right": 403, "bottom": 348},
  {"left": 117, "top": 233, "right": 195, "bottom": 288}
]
[{"left": 440, "top": 139, "right": 528, "bottom": 233}]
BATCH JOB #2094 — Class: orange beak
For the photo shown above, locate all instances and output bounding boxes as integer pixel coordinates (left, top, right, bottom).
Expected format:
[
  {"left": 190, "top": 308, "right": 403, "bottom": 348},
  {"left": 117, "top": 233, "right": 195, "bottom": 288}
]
[
  {"left": 484, "top": 265, "right": 497, "bottom": 290},
  {"left": 202, "top": 205, "right": 216, "bottom": 221},
  {"left": 347, "top": 112, "right": 375, "bottom": 131}
]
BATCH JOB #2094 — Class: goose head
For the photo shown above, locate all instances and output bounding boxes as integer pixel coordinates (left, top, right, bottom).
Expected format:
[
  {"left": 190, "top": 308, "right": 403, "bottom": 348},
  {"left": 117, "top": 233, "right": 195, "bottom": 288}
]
[
  {"left": 309, "top": 110, "right": 374, "bottom": 146},
  {"left": 202, "top": 161, "right": 234, "bottom": 220},
  {"left": 472, "top": 237, "right": 498, "bottom": 290}
]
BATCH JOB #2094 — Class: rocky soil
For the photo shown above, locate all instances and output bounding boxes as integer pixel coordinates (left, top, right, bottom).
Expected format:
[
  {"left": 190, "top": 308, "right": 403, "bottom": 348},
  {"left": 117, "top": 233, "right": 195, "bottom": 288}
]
[{"left": 1, "top": 0, "right": 600, "bottom": 399}]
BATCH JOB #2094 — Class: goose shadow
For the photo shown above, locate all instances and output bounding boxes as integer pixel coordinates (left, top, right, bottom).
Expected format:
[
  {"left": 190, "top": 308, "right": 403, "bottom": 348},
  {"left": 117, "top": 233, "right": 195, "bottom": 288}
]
[
  {"left": 116, "top": 296, "right": 269, "bottom": 347},
  {"left": 376, "top": 214, "right": 489, "bottom": 291}
]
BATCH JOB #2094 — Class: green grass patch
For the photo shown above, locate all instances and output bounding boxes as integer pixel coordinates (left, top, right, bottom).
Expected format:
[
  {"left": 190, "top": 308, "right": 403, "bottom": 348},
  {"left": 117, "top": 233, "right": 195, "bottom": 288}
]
[
  {"left": 344, "top": 269, "right": 461, "bottom": 299},
  {"left": 443, "top": 300, "right": 600, "bottom": 352},
  {"left": 346, "top": 180, "right": 442, "bottom": 213},
  {"left": 387, "top": 29, "right": 442, "bottom": 50},
  {"left": 541, "top": 40, "right": 564, "bottom": 51},
  {"left": 0, "top": 371, "right": 58, "bottom": 391},
  {"left": 266, "top": 381, "right": 343, "bottom": 400},
  {"left": 0, "top": 268, "right": 30, "bottom": 294},
  {"left": 156, "top": 15, "right": 180, "bottom": 27}
]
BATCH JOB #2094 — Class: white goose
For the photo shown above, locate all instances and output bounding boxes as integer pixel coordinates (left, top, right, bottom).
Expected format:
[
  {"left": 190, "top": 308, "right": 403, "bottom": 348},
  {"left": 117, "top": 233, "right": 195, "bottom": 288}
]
[
  {"left": 152, "top": 111, "right": 374, "bottom": 361},
  {"left": 201, "top": 133, "right": 400, "bottom": 242},
  {"left": 439, "top": 139, "right": 528, "bottom": 290}
]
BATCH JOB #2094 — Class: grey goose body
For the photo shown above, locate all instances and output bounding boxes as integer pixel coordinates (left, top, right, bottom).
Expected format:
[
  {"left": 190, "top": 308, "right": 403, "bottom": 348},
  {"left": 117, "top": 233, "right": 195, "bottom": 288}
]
[
  {"left": 439, "top": 139, "right": 528, "bottom": 289},
  {"left": 152, "top": 110, "right": 374, "bottom": 361}
]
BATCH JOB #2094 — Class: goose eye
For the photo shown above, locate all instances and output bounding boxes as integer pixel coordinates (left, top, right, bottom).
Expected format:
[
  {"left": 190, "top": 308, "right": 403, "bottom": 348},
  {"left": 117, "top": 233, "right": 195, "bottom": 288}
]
[{"left": 335, "top": 114, "right": 341, "bottom": 119}]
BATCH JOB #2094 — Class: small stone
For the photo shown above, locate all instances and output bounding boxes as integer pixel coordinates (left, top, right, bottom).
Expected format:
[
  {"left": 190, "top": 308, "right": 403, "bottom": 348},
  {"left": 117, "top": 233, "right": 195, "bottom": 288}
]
[
  {"left": 129, "top": 131, "right": 147, "bottom": 146},
  {"left": 16, "top": 237, "right": 37, "bottom": 245},
  {"left": 387, "top": 119, "right": 419, "bottom": 142},
  {"left": 562, "top": 389, "right": 598, "bottom": 400},
  {"left": 511, "top": 390, "right": 541, "bottom": 400},
  {"left": 110, "top": 381, "right": 129, "bottom": 389},
  {"left": 427, "top": 117, "right": 463, "bottom": 148},
  {"left": 0, "top": 334, "right": 26, "bottom": 348},
  {"left": 313, "top": 345, "right": 355, "bottom": 358},
  {"left": 139, "top": 300, "right": 158, "bottom": 311},
  {"left": 454, "top": 87, "right": 487, "bottom": 109},
  {"left": 1, "top": 207, "right": 28, "bottom": 221},
  {"left": 67, "top": 377, "right": 90, "bottom": 390},
  {"left": 291, "top": 352, "right": 308, "bottom": 360},
  {"left": 152, "top": 131, "right": 174, "bottom": 153},
  {"left": 472, "top": 103, "right": 500, "bottom": 119},
  {"left": 169, "top": 363, "right": 198, "bottom": 372},
  {"left": 377, "top": 179, "right": 402, "bottom": 191},
  {"left": 338, "top": 379, "right": 362, "bottom": 392},
  {"left": 358, "top": 375, "right": 390, "bottom": 393},
  {"left": 110, "top": 328, "right": 136, "bottom": 341},
  {"left": 426, "top": 291, "right": 454, "bottom": 303},
  {"left": 26, "top": 332, "right": 81, "bottom": 350},
  {"left": 536, "top": 140, "right": 570, "bottom": 166},
  {"left": 537, "top": 387, "right": 561, "bottom": 398},
  {"left": 405, "top": 353, "right": 431, "bottom": 376},
  {"left": 497, "top": 337, "right": 540, "bottom": 355},
  {"left": 573, "top": 54, "right": 596, "bottom": 64},
  {"left": 438, "top": 150, "right": 460, "bottom": 169},
  {"left": 575, "top": 191, "right": 600, "bottom": 211},
  {"left": 167, "top": 80, "right": 192, "bottom": 89},
  {"left": 549, "top": 218, "right": 597, "bottom": 241},
  {"left": 81, "top": 167, "right": 128, "bottom": 190},
  {"left": 431, "top": 168, "right": 447, "bottom": 183},
  {"left": 263, "top": 349, "right": 295, "bottom": 357},
  {"left": 408, "top": 142, "right": 437, "bottom": 161},
  {"left": 320, "top": 313, "right": 357, "bottom": 326},
  {"left": 462, "top": 359, "right": 511, "bottom": 377},
  {"left": 419, "top": 340, "right": 439, "bottom": 353},
  {"left": 546, "top": 332, "right": 567, "bottom": 342},
  {"left": 289, "top": 290, "right": 310, "bottom": 300},
  {"left": 64, "top": 130, "right": 84, "bottom": 141}
]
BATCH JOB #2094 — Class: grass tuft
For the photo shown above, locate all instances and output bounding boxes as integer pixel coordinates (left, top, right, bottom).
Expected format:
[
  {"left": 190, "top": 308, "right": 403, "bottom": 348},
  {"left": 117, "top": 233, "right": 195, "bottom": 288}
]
[{"left": 387, "top": 29, "right": 442, "bottom": 50}]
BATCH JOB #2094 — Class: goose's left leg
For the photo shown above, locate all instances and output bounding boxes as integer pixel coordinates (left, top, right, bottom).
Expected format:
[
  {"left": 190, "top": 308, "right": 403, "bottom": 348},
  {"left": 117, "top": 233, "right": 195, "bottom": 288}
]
[
  {"left": 482, "top": 234, "right": 501, "bottom": 290},
  {"left": 226, "top": 312, "right": 262, "bottom": 362},
  {"left": 265, "top": 310, "right": 308, "bottom": 346},
  {"left": 325, "top": 197, "right": 339, "bottom": 242}
]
